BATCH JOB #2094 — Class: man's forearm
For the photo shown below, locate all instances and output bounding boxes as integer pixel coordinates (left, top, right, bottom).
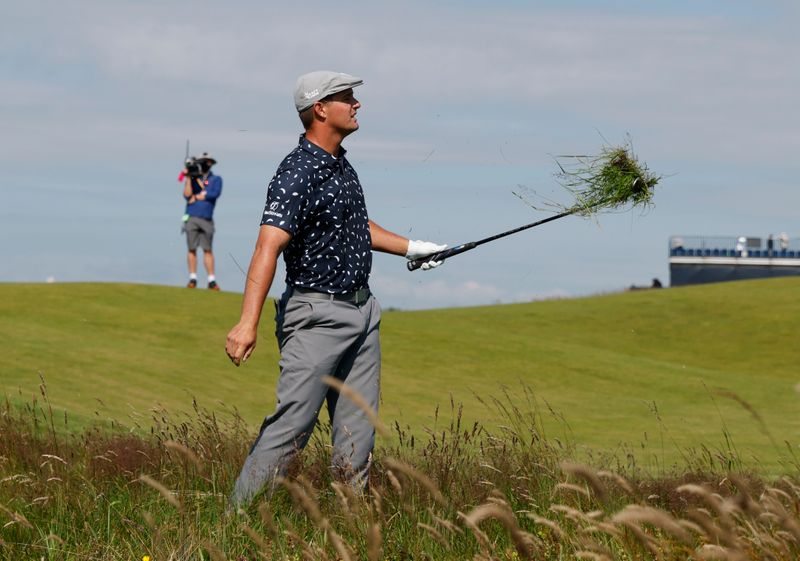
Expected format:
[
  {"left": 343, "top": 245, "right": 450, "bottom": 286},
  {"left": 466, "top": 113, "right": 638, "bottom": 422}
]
[
  {"left": 238, "top": 226, "right": 292, "bottom": 327},
  {"left": 238, "top": 245, "right": 278, "bottom": 328},
  {"left": 226, "top": 226, "right": 290, "bottom": 366},
  {"left": 184, "top": 179, "right": 206, "bottom": 204},
  {"left": 369, "top": 220, "right": 409, "bottom": 256}
]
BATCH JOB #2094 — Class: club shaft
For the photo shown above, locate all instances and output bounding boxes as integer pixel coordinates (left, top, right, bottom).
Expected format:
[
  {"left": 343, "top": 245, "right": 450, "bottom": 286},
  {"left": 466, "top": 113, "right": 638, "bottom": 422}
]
[
  {"left": 470, "top": 207, "right": 576, "bottom": 247},
  {"left": 406, "top": 207, "right": 578, "bottom": 271}
]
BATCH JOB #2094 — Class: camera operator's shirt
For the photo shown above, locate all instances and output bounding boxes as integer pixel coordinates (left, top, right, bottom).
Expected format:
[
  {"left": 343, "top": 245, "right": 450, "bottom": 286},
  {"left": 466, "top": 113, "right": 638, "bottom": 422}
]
[
  {"left": 261, "top": 135, "right": 371, "bottom": 294},
  {"left": 185, "top": 172, "right": 223, "bottom": 220}
]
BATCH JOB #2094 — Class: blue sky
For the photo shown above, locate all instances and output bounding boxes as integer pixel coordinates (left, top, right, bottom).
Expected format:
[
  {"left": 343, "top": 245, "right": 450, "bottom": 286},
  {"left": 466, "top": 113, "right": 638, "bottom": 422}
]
[{"left": 2, "top": 0, "right": 798, "bottom": 309}]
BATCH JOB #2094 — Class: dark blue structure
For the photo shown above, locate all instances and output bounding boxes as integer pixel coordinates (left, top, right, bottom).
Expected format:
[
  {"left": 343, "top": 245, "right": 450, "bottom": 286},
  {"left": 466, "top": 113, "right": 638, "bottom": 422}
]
[{"left": 669, "top": 235, "right": 800, "bottom": 286}]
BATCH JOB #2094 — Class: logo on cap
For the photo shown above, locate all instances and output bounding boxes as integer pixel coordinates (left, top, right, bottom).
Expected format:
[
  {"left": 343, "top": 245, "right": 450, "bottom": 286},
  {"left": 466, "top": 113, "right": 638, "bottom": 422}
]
[{"left": 303, "top": 89, "right": 319, "bottom": 100}]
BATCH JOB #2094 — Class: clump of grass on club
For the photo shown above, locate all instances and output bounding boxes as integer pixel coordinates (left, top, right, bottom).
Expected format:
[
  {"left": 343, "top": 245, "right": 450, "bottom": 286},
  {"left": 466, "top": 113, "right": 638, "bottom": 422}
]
[{"left": 518, "top": 135, "right": 661, "bottom": 217}]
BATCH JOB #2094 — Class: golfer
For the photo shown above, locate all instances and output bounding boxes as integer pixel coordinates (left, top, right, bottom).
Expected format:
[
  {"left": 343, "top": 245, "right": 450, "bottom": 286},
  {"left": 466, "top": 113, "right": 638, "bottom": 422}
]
[{"left": 225, "top": 71, "right": 445, "bottom": 505}]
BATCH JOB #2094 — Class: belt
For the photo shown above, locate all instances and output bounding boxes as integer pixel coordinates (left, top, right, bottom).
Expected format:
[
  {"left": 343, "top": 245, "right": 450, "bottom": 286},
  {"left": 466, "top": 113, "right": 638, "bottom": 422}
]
[{"left": 292, "top": 286, "right": 371, "bottom": 305}]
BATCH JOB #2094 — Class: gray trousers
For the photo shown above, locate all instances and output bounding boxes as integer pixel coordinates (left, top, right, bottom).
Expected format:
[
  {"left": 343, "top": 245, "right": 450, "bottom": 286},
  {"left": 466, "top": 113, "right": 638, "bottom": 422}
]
[{"left": 231, "top": 287, "right": 381, "bottom": 505}]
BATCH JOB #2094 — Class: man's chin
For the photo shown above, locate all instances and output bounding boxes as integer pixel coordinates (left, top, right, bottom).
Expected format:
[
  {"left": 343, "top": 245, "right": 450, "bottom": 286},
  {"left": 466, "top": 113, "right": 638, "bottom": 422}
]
[{"left": 340, "top": 122, "right": 359, "bottom": 137}]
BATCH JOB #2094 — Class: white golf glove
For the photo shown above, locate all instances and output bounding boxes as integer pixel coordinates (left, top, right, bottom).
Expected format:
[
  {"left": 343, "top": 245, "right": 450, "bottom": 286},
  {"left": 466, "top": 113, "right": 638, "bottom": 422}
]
[{"left": 406, "top": 240, "right": 448, "bottom": 270}]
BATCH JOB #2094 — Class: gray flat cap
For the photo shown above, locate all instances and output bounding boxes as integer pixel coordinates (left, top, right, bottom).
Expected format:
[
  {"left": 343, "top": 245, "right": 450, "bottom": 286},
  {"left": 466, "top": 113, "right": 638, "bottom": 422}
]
[{"left": 293, "top": 71, "right": 363, "bottom": 113}]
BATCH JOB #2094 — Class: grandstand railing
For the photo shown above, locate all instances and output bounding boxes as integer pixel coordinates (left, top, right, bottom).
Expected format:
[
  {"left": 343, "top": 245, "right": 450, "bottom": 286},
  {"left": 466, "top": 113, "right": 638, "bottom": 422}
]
[{"left": 669, "top": 235, "right": 800, "bottom": 259}]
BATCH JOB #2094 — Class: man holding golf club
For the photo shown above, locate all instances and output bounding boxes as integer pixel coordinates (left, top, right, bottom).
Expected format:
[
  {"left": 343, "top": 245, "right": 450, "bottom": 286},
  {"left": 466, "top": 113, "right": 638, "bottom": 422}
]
[{"left": 225, "top": 71, "right": 445, "bottom": 505}]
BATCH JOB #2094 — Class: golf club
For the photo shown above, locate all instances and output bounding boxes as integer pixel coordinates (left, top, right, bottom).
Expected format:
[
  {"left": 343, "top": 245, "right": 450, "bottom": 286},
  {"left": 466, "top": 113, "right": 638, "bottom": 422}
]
[
  {"left": 407, "top": 146, "right": 658, "bottom": 271},
  {"left": 407, "top": 206, "right": 576, "bottom": 271}
]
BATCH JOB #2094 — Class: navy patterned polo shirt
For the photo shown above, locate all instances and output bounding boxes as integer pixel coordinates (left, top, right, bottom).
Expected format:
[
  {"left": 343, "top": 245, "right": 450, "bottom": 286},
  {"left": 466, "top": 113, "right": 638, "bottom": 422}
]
[{"left": 261, "top": 135, "right": 372, "bottom": 293}]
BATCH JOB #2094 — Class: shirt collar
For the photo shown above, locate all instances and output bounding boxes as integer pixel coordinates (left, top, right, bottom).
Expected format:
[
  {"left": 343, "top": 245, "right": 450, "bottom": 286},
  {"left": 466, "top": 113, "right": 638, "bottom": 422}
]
[{"left": 298, "top": 134, "right": 347, "bottom": 164}]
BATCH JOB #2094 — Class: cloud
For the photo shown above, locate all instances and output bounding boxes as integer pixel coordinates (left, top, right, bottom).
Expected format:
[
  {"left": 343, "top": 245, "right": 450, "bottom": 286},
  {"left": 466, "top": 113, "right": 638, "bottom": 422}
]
[{"left": 4, "top": 1, "right": 798, "bottom": 168}]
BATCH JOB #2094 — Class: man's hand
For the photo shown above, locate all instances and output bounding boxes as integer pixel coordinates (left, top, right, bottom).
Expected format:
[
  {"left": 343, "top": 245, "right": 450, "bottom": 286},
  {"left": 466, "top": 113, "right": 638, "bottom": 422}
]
[
  {"left": 226, "top": 322, "right": 258, "bottom": 366},
  {"left": 224, "top": 226, "right": 290, "bottom": 367},
  {"left": 406, "top": 240, "right": 447, "bottom": 270}
]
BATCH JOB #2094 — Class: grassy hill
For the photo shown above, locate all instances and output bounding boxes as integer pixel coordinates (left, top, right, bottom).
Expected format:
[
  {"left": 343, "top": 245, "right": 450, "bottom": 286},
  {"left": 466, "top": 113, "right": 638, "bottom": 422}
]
[{"left": 1, "top": 279, "right": 798, "bottom": 473}]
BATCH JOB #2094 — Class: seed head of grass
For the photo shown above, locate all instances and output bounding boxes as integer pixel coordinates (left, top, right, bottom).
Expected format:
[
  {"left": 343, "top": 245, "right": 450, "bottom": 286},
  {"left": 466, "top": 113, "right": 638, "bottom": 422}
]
[
  {"left": 561, "top": 462, "right": 608, "bottom": 503},
  {"left": 611, "top": 504, "right": 692, "bottom": 545},
  {"left": 139, "top": 474, "right": 183, "bottom": 512},
  {"left": 382, "top": 457, "right": 446, "bottom": 506},
  {"left": 464, "top": 501, "right": 539, "bottom": 560}
]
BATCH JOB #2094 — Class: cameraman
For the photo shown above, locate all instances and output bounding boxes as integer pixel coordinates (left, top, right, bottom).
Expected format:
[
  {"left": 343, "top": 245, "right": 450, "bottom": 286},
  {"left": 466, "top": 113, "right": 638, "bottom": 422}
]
[{"left": 182, "top": 152, "right": 223, "bottom": 290}]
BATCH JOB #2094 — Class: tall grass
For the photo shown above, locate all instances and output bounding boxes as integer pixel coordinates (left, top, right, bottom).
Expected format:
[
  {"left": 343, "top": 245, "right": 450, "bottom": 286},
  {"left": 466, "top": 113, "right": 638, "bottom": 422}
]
[{"left": 1, "top": 383, "right": 799, "bottom": 560}]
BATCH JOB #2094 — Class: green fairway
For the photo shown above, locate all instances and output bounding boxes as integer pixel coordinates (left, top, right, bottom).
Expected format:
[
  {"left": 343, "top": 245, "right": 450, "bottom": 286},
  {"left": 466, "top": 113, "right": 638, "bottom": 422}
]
[{"left": 1, "top": 279, "right": 798, "bottom": 472}]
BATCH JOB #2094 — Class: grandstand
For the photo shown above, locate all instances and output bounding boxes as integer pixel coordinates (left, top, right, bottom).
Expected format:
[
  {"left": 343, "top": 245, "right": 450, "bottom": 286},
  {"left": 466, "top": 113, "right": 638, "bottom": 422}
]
[{"left": 669, "top": 234, "right": 800, "bottom": 286}]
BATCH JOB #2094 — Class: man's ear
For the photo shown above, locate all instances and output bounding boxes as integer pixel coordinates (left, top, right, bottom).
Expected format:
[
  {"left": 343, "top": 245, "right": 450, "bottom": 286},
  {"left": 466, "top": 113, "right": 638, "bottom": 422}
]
[{"left": 312, "top": 101, "right": 327, "bottom": 121}]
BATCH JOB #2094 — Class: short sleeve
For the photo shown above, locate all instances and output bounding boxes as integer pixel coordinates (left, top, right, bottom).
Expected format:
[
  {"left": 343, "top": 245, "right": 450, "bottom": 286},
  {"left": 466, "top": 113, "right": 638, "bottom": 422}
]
[{"left": 261, "top": 166, "right": 314, "bottom": 234}]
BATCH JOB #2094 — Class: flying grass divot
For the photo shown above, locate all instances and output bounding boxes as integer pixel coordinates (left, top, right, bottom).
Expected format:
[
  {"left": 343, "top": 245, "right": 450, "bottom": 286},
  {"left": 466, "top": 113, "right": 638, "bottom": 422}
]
[
  {"left": 407, "top": 137, "right": 661, "bottom": 271},
  {"left": 552, "top": 139, "right": 660, "bottom": 216}
]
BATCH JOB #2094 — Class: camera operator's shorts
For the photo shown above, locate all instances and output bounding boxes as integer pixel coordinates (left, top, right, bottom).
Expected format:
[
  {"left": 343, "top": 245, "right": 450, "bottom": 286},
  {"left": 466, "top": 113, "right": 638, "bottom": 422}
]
[{"left": 185, "top": 216, "right": 214, "bottom": 251}]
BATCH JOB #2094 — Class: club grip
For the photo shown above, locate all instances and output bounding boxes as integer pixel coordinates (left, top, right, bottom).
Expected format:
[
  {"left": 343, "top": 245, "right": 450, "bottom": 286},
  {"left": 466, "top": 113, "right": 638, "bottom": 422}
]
[{"left": 406, "top": 243, "right": 476, "bottom": 271}]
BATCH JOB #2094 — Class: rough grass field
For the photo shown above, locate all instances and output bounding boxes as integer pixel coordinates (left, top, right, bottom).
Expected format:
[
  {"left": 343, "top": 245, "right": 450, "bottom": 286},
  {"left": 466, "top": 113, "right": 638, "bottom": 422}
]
[
  {"left": 5, "top": 386, "right": 800, "bottom": 561},
  {"left": 2, "top": 278, "right": 800, "bottom": 560},
  {"left": 1, "top": 278, "right": 799, "bottom": 471}
]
